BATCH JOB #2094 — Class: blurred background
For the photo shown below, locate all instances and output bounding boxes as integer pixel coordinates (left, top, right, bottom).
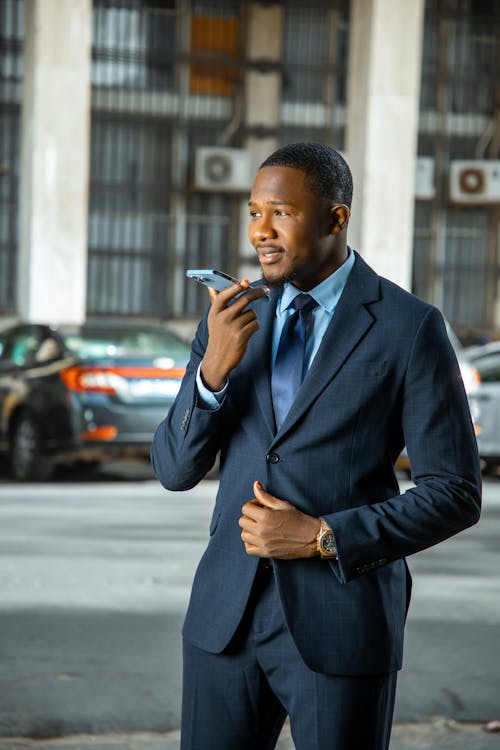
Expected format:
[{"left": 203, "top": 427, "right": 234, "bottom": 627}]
[
  {"left": 3, "top": 0, "right": 500, "bottom": 481},
  {"left": 1, "top": 1, "right": 500, "bottom": 747},
  {"left": 1, "top": 0, "right": 499, "bottom": 340}
]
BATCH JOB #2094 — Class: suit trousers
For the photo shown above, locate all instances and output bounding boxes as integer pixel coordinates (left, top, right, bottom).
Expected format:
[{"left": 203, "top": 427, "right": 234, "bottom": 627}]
[{"left": 180, "top": 563, "right": 397, "bottom": 750}]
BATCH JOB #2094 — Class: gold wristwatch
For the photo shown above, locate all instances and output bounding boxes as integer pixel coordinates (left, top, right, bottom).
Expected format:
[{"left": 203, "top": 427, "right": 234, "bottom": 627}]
[{"left": 316, "top": 518, "right": 337, "bottom": 559}]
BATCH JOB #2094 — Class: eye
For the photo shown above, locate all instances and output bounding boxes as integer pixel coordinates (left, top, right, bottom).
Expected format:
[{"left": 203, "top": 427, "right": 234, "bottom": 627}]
[
  {"left": 249, "top": 210, "right": 261, "bottom": 218},
  {"left": 275, "top": 209, "right": 289, "bottom": 217}
]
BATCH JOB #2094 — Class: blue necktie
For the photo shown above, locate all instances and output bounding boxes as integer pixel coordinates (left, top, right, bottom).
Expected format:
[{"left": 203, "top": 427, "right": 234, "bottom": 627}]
[{"left": 271, "top": 293, "right": 317, "bottom": 429}]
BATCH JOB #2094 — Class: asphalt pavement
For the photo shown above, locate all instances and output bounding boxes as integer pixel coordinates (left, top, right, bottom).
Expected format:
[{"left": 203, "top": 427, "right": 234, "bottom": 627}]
[
  {"left": 2, "top": 720, "right": 500, "bottom": 750},
  {"left": 1, "top": 463, "right": 499, "bottom": 749}
]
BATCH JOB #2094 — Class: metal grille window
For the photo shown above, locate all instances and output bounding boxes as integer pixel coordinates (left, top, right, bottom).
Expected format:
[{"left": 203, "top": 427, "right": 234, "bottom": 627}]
[
  {"left": 279, "top": 0, "right": 349, "bottom": 148},
  {"left": 183, "top": 193, "right": 231, "bottom": 316},
  {"left": 414, "top": 203, "right": 492, "bottom": 327},
  {"left": 414, "top": 0, "right": 500, "bottom": 331},
  {"left": 92, "top": 0, "right": 176, "bottom": 91},
  {"left": 420, "top": 0, "right": 499, "bottom": 115},
  {"left": 440, "top": 208, "right": 491, "bottom": 327},
  {"left": 90, "top": 0, "right": 239, "bottom": 320},
  {"left": 412, "top": 202, "right": 434, "bottom": 304},
  {"left": 182, "top": 122, "right": 234, "bottom": 316},
  {"left": 0, "top": 0, "right": 23, "bottom": 314},
  {"left": 190, "top": 1, "right": 239, "bottom": 97},
  {"left": 87, "top": 116, "right": 175, "bottom": 316}
]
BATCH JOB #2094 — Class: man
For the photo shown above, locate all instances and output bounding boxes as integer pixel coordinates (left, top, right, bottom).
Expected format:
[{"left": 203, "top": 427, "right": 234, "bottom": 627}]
[{"left": 151, "top": 142, "right": 481, "bottom": 750}]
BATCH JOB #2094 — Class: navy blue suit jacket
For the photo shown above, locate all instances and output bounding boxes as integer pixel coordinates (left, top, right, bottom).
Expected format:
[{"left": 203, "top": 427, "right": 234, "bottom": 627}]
[{"left": 151, "top": 252, "right": 481, "bottom": 676}]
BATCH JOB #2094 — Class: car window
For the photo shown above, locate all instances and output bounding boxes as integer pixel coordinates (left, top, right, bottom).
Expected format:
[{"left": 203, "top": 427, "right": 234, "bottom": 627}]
[
  {"left": 3, "top": 331, "right": 42, "bottom": 366},
  {"left": 472, "top": 356, "right": 500, "bottom": 383},
  {"left": 60, "top": 328, "right": 190, "bottom": 360}
]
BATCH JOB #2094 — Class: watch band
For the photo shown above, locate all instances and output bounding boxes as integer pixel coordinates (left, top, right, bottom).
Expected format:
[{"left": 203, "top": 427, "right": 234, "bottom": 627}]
[{"left": 316, "top": 518, "right": 337, "bottom": 559}]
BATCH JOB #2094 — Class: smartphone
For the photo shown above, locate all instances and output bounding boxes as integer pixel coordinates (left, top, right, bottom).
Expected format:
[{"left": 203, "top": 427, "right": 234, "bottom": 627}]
[
  {"left": 186, "top": 269, "right": 240, "bottom": 292},
  {"left": 186, "top": 269, "right": 270, "bottom": 300}
]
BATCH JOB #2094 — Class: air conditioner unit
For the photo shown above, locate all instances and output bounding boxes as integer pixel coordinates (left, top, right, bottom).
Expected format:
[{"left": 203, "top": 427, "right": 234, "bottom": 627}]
[
  {"left": 194, "top": 147, "right": 251, "bottom": 192},
  {"left": 449, "top": 160, "right": 500, "bottom": 204},
  {"left": 415, "top": 156, "right": 435, "bottom": 199}
]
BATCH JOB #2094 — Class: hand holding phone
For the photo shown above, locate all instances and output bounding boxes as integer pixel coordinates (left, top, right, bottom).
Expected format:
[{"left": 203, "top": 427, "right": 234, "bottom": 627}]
[{"left": 186, "top": 269, "right": 270, "bottom": 391}]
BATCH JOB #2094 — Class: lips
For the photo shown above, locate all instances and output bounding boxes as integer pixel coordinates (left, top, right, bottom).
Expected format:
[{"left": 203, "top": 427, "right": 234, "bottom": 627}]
[{"left": 257, "top": 246, "right": 284, "bottom": 265}]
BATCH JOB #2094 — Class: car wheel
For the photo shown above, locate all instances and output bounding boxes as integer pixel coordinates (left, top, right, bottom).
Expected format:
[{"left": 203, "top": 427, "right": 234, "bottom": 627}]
[{"left": 10, "top": 413, "right": 54, "bottom": 481}]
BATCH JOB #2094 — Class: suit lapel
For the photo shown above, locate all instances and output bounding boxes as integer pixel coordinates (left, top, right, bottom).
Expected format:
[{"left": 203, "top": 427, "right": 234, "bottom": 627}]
[{"left": 272, "top": 253, "right": 381, "bottom": 439}]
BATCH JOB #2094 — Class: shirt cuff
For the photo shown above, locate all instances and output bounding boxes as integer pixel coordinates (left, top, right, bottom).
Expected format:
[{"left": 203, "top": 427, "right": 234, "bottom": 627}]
[{"left": 195, "top": 363, "right": 228, "bottom": 410}]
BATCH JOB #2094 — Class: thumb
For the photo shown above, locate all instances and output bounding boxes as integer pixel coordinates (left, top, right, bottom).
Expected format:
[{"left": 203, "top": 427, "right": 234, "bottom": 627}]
[{"left": 253, "top": 481, "right": 285, "bottom": 509}]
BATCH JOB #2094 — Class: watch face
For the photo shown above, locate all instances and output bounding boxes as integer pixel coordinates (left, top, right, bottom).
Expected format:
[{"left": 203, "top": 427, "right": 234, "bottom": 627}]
[{"left": 321, "top": 532, "right": 337, "bottom": 555}]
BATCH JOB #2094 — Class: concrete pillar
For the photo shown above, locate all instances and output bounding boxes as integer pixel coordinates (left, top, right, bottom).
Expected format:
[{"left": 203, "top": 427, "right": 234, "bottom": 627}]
[
  {"left": 238, "top": 4, "right": 283, "bottom": 281},
  {"left": 18, "top": 0, "right": 92, "bottom": 324},
  {"left": 346, "top": 0, "right": 424, "bottom": 289}
]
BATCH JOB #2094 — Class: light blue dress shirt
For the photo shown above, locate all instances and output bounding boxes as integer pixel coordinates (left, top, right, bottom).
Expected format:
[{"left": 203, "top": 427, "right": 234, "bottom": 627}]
[{"left": 197, "top": 248, "right": 356, "bottom": 407}]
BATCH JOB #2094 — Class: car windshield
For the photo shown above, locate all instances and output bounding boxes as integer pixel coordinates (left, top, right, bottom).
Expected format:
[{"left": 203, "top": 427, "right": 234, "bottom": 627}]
[{"left": 60, "top": 327, "right": 190, "bottom": 361}]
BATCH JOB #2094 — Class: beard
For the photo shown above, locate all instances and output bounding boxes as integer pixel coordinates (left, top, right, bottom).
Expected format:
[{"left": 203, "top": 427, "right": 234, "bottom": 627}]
[{"left": 260, "top": 270, "right": 298, "bottom": 289}]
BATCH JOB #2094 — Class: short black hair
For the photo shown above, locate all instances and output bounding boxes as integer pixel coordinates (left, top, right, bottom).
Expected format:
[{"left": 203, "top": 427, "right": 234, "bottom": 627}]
[{"left": 259, "top": 142, "right": 353, "bottom": 208}]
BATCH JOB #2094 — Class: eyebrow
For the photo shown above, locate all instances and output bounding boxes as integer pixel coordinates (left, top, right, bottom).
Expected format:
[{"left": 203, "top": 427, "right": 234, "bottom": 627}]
[{"left": 247, "top": 199, "right": 292, "bottom": 207}]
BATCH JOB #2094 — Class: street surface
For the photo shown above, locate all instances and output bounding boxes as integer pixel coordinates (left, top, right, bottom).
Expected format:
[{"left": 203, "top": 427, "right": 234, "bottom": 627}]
[{"left": 0, "top": 460, "right": 499, "bottom": 747}]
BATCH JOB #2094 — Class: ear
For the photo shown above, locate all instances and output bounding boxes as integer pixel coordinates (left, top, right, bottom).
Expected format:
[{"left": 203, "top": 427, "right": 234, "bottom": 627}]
[{"left": 329, "top": 204, "right": 351, "bottom": 235}]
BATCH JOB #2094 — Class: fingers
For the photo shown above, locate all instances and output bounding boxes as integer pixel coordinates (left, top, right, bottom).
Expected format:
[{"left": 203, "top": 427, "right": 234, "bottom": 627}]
[
  {"left": 253, "top": 481, "right": 290, "bottom": 510},
  {"left": 209, "top": 279, "right": 249, "bottom": 308},
  {"left": 239, "top": 495, "right": 291, "bottom": 526},
  {"left": 207, "top": 286, "right": 218, "bottom": 304},
  {"left": 231, "top": 285, "right": 270, "bottom": 314},
  {"left": 208, "top": 303, "right": 260, "bottom": 338},
  {"left": 239, "top": 518, "right": 265, "bottom": 556},
  {"left": 210, "top": 280, "right": 269, "bottom": 313},
  {"left": 236, "top": 311, "right": 260, "bottom": 337},
  {"left": 242, "top": 542, "right": 265, "bottom": 557},
  {"left": 253, "top": 480, "right": 272, "bottom": 506},
  {"left": 240, "top": 500, "right": 264, "bottom": 522}
]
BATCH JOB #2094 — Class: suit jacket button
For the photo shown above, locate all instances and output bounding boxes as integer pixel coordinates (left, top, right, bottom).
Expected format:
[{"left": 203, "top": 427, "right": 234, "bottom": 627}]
[{"left": 266, "top": 452, "right": 280, "bottom": 464}]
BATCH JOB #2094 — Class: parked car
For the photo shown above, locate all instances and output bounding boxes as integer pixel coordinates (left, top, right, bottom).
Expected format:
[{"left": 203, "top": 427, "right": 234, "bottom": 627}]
[
  {"left": 0, "top": 320, "right": 191, "bottom": 480},
  {"left": 459, "top": 341, "right": 500, "bottom": 474}
]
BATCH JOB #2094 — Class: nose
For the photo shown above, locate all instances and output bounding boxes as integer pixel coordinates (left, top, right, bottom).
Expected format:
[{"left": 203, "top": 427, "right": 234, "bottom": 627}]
[{"left": 249, "top": 213, "right": 277, "bottom": 243}]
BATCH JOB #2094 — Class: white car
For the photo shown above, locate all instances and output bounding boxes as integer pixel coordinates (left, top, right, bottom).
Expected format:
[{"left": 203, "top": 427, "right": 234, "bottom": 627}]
[{"left": 459, "top": 342, "right": 500, "bottom": 474}]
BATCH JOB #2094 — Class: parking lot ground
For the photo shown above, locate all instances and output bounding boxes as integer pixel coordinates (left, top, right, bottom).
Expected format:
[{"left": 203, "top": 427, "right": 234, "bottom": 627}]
[
  {"left": 2, "top": 719, "right": 500, "bottom": 750},
  {"left": 1, "top": 468, "right": 499, "bottom": 748}
]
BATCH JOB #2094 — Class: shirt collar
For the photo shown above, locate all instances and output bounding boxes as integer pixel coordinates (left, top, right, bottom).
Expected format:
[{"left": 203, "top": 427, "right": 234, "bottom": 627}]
[{"left": 279, "top": 247, "right": 356, "bottom": 314}]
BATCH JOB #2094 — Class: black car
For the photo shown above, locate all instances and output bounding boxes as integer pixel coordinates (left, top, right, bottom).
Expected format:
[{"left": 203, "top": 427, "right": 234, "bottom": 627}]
[{"left": 0, "top": 320, "right": 191, "bottom": 480}]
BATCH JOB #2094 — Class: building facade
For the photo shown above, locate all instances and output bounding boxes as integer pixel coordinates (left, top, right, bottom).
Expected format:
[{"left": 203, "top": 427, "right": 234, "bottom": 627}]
[{"left": 1, "top": 0, "right": 499, "bottom": 337}]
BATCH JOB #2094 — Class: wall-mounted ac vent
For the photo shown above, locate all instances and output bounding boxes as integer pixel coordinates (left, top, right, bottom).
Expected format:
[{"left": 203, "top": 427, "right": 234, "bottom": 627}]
[
  {"left": 449, "top": 160, "right": 500, "bottom": 204},
  {"left": 194, "top": 147, "right": 251, "bottom": 192}
]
